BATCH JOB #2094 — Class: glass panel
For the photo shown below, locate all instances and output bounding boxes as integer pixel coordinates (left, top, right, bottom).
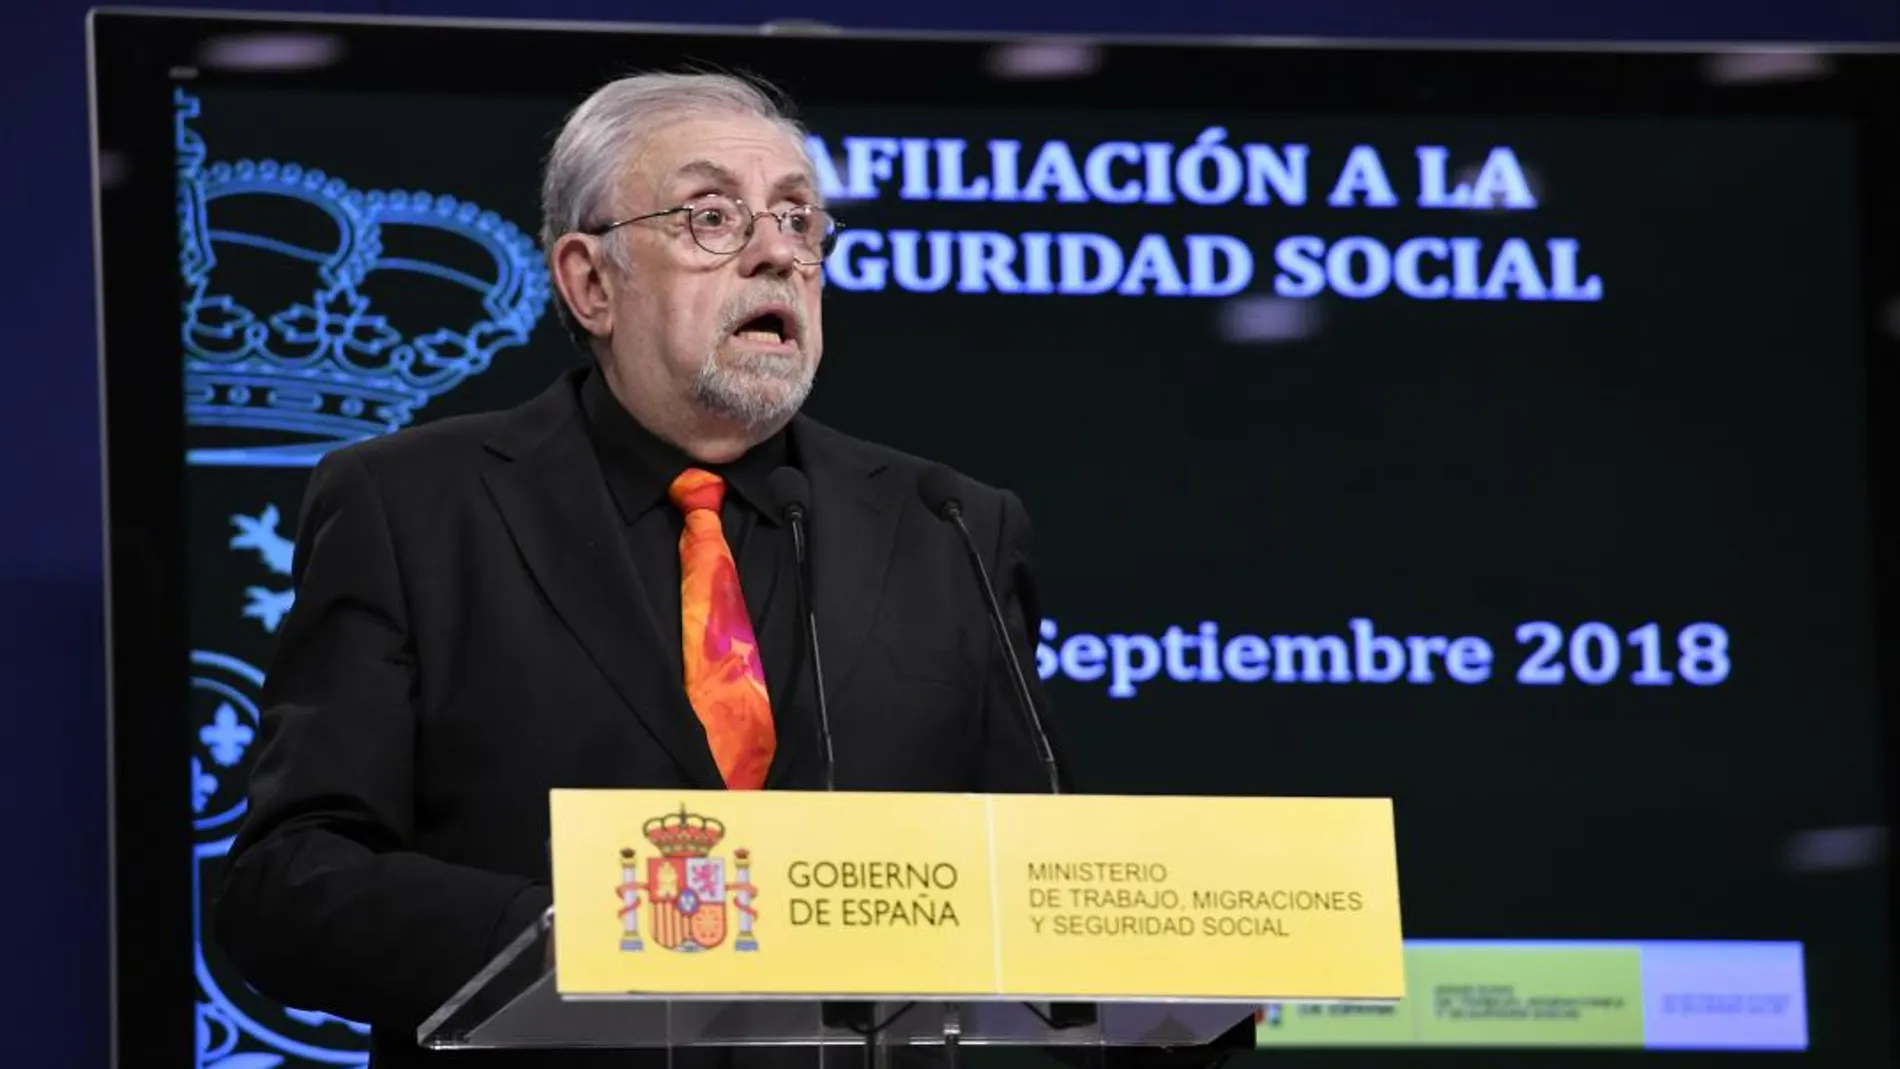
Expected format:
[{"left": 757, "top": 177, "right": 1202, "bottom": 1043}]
[{"left": 419, "top": 914, "right": 1259, "bottom": 1053}]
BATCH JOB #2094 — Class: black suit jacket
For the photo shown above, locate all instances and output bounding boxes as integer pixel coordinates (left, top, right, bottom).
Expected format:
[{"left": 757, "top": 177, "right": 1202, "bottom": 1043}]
[{"left": 214, "top": 367, "right": 1069, "bottom": 1068}]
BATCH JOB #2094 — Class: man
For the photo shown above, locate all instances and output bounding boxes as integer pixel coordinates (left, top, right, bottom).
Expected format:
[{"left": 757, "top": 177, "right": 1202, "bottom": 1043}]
[{"left": 215, "top": 72, "right": 1067, "bottom": 1067}]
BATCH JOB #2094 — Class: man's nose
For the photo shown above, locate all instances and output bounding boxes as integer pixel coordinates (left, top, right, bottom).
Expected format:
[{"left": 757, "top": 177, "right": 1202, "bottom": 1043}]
[{"left": 739, "top": 213, "right": 801, "bottom": 275}]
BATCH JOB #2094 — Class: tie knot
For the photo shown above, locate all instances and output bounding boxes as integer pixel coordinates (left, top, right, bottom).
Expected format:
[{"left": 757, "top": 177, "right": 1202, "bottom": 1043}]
[{"left": 669, "top": 468, "right": 726, "bottom": 515}]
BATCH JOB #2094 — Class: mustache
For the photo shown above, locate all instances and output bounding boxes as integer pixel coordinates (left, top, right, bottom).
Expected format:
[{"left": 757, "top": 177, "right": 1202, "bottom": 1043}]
[{"left": 717, "top": 284, "right": 810, "bottom": 341}]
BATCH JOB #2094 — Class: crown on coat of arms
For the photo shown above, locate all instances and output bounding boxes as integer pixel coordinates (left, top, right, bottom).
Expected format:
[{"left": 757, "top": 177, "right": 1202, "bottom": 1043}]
[
  {"left": 174, "top": 88, "right": 552, "bottom": 467},
  {"left": 642, "top": 808, "right": 727, "bottom": 858}
]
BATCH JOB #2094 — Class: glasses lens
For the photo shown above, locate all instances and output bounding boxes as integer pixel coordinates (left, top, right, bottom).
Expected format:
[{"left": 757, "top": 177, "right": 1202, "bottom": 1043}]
[
  {"left": 686, "top": 195, "right": 750, "bottom": 254},
  {"left": 785, "top": 207, "right": 838, "bottom": 260}
]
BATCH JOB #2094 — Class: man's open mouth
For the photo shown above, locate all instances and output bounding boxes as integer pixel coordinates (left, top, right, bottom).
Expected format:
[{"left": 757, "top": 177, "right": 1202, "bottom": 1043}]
[{"left": 732, "top": 307, "right": 794, "bottom": 345}]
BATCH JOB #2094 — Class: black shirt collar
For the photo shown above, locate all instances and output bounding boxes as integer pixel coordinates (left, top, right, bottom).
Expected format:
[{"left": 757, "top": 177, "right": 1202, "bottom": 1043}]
[{"left": 579, "top": 365, "right": 789, "bottom": 525}]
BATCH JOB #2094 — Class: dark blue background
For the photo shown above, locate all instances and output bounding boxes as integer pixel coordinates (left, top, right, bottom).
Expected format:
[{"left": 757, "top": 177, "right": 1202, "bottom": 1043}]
[{"left": 5, "top": 0, "right": 1896, "bottom": 1059}]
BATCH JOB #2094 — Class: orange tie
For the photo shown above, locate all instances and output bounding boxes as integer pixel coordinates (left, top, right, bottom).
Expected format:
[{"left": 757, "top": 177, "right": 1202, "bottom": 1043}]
[{"left": 669, "top": 469, "right": 776, "bottom": 789}]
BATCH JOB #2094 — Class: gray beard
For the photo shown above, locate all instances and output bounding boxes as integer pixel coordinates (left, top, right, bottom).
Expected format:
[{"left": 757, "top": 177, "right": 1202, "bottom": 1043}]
[{"left": 689, "top": 345, "right": 814, "bottom": 432}]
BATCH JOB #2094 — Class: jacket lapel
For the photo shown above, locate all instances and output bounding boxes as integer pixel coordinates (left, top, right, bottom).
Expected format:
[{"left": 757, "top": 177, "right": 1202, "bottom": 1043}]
[
  {"left": 478, "top": 371, "right": 724, "bottom": 789},
  {"left": 792, "top": 416, "right": 907, "bottom": 701}
]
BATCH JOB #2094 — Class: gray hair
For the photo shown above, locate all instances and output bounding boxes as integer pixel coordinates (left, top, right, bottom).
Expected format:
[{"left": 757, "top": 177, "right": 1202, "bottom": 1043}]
[{"left": 540, "top": 72, "right": 810, "bottom": 347}]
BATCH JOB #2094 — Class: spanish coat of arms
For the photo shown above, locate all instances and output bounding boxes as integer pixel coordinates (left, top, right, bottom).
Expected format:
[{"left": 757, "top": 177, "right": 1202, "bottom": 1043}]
[{"left": 617, "top": 807, "right": 759, "bottom": 952}]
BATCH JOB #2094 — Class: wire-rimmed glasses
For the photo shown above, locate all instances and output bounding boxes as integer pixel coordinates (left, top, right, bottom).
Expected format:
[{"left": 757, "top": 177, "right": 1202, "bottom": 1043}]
[{"left": 584, "top": 194, "right": 842, "bottom": 265}]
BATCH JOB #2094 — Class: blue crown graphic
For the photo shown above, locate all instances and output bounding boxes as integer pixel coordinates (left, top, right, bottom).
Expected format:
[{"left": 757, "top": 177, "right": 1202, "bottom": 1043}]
[{"left": 176, "top": 88, "right": 552, "bottom": 467}]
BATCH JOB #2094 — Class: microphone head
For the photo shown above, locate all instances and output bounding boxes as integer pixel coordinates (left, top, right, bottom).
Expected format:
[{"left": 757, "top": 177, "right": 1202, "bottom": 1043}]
[
  {"left": 767, "top": 466, "right": 812, "bottom": 519},
  {"left": 916, "top": 464, "right": 964, "bottom": 519}
]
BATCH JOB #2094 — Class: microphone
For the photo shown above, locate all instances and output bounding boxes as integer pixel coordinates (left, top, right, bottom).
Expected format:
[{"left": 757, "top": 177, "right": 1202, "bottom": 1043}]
[
  {"left": 916, "top": 465, "right": 1061, "bottom": 796},
  {"left": 767, "top": 467, "right": 836, "bottom": 792},
  {"left": 918, "top": 465, "right": 1095, "bottom": 1035},
  {"left": 770, "top": 469, "right": 873, "bottom": 1039}
]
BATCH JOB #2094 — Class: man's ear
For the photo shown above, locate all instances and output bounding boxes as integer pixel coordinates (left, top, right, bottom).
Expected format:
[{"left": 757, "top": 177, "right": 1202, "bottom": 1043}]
[{"left": 549, "top": 233, "right": 616, "bottom": 339}]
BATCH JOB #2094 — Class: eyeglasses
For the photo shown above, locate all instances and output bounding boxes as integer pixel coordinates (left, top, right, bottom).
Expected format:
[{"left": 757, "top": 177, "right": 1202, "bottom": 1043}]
[{"left": 584, "top": 194, "right": 842, "bottom": 265}]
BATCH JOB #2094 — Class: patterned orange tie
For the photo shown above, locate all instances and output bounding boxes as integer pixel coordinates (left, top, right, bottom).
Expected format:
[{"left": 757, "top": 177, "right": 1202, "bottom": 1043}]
[{"left": 669, "top": 468, "right": 776, "bottom": 789}]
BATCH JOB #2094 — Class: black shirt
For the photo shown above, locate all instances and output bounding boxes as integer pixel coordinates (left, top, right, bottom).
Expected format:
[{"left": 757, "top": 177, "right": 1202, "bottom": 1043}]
[{"left": 577, "top": 367, "right": 808, "bottom": 773}]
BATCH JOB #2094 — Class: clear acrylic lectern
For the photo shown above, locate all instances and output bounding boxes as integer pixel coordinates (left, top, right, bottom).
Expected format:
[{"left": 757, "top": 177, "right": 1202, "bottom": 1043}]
[{"left": 419, "top": 908, "right": 1260, "bottom": 1062}]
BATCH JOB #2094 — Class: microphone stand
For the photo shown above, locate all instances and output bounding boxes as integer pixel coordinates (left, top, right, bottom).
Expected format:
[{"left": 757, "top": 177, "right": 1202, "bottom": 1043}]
[
  {"left": 784, "top": 502, "right": 836, "bottom": 791},
  {"left": 937, "top": 502, "right": 1061, "bottom": 796},
  {"left": 777, "top": 487, "right": 870, "bottom": 1050}
]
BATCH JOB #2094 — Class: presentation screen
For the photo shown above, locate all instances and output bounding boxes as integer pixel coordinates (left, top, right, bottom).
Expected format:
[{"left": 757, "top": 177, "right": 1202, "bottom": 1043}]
[{"left": 91, "top": 14, "right": 1897, "bottom": 1069}]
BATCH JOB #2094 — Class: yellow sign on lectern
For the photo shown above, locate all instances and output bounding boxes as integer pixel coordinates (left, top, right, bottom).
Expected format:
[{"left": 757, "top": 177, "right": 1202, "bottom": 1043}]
[{"left": 550, "top": 790, "right": 1404, "bottom": 1001}]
